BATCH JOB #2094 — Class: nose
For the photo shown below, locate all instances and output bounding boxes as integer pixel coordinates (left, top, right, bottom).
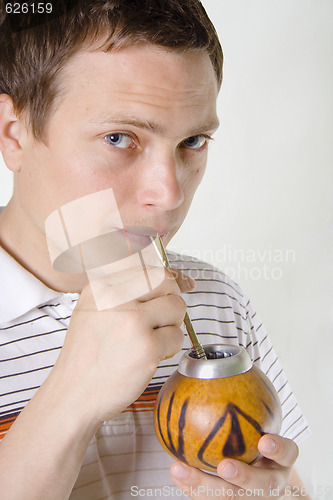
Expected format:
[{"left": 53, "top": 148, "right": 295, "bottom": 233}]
[{"left": 136, "top": 152, "right": 185, "bottom": 211}]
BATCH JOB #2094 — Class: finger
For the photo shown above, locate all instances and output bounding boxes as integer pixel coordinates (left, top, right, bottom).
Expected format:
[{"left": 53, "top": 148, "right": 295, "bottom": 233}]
[
  {"left": 141, "top": 293, "right": 188, "bottom": 329},
  {"left": 170, "top": 461, "right": 235, "bottom": 499},
  {"left": 215, "top": 436, "right": 299, "bottom": 496},
  {"left": 137, "top": 267, "right": 182, "bottom": 303},
  {"left": 154, "top": 325, "right": 184, "bottom": 360},
  {"left": 87, "top": 265, "right": 170, "bottom": 310},
  {"left": 217, "top": 457, "right": 289, "bottom": 497},
  {"left": 168, "top": 268, "right": 196, "bottom": 293},
  {"left": 258, "top": 434, "right": 299, "bottom": 467},
  {"left": 171, "top": 437, "right": 299, "bottom": 498}
]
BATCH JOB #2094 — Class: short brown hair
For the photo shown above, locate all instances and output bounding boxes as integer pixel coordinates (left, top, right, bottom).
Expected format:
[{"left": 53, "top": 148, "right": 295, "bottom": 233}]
[{"left": 0, "top": 0, "right": 223, "bottom": 141}]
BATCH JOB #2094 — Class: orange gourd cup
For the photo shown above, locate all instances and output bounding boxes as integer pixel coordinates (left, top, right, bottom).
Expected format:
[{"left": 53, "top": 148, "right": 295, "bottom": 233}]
[{"left": 154, "top": 344, "right": 282, "bottom": 472}]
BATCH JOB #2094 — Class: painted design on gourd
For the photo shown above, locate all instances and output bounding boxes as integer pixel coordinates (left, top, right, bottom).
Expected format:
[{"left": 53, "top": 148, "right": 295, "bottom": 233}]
[
  {"left": 198, "top": 403, "right": 264, "bottom": 467},
  {"left": 157, "top": 392, "right": 268, "bottom": 469},
  {"left": 154, "top": 365, "right": 282, "bottom": 471}
]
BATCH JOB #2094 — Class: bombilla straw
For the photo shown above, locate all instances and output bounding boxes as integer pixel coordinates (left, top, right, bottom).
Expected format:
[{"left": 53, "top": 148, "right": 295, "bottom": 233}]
[{"left": 150, "top": 236, "right": 207, "bottom": 360}]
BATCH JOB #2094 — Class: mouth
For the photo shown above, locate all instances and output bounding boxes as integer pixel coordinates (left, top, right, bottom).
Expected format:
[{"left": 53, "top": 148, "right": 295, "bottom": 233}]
[{"left": 124, "top": 226, "right": 169, "bottom": 253}]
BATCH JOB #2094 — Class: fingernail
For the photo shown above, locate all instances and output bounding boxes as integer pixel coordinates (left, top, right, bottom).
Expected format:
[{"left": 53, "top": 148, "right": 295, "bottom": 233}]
[
  {"left": 220, "top": 461, "right": 237, "bottom": 479},
  {"left": 172, "top": 462, "right": 189, "bottom": 479},
  {"left": 261, "top": 437, "right": 276, "bottom": 454}
]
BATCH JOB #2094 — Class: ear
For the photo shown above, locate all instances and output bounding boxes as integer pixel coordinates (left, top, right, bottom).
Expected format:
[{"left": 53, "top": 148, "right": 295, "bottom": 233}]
[{"left": 0, "top": 94, "right": 23, "bottom": 172}]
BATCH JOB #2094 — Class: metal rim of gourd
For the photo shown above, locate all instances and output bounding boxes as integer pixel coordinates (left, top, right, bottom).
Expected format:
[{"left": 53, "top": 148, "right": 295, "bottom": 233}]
[{"left": 178, "top": 344, "right": 253, "bottom": 379}]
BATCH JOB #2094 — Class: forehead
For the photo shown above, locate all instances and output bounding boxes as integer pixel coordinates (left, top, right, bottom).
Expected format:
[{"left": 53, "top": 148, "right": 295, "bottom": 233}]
[{"left": 54, "top": 44, "right": 218, "bottom": 131}]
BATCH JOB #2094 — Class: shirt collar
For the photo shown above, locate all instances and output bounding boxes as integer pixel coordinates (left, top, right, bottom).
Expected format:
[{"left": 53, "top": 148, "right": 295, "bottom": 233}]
[{"left": 0, "top": 245, "right": 74, "bottom": 324}]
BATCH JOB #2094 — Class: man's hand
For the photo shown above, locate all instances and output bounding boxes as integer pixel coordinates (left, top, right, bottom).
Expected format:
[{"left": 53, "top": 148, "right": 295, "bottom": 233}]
[
  {"left": 170, "top": 434, "right": 309, "bottom": 499},
  {"left": 50, "top": 265, "right": 192, "bottom": 424}
]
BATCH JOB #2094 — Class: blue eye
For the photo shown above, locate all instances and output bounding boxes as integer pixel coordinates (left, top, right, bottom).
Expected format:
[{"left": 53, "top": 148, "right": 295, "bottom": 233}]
[
  {"left": 105, "top": 133, "right": 134, "bottom": 149},
  {"left": 183, "top": 135, "right": 208, "bottom": 149}
]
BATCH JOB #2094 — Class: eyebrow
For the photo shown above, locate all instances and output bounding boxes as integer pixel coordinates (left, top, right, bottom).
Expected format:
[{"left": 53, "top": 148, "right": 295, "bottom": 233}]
[{"left": 90, "top": 115, "right": 220, "bottom": 136}]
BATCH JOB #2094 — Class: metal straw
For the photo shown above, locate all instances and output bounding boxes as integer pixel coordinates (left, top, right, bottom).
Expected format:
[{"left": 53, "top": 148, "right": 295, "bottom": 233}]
[{"left": 150, "top": 236, "right": 207, "bottom": 360}]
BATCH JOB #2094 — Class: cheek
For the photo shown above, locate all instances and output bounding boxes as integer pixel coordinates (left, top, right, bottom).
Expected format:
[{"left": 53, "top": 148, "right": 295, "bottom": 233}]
[{"left": 43, "top": 152, "right": 112, "bottom": 203}]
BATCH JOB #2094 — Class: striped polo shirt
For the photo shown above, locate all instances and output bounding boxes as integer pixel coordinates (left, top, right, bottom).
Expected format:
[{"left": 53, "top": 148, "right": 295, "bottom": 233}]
[{"left": 0, "top": 245, "right": 310, "bottom": 499}]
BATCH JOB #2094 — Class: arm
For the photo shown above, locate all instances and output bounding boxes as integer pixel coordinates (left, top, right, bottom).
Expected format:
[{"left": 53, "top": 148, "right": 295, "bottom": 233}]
[
  {"left": 170, "top": 434, "right": 311, "bottom": 499},
  {"left": 0, "top": 268, "right": 192, "bottom": 500},
  {"left": 0, "top": 365, "right": 98, "bottom": 500}
]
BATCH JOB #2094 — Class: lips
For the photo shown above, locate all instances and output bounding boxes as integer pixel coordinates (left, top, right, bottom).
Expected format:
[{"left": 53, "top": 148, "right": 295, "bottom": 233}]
[{"left": 124, "top": 226, "right": 169, "bottom": 253}]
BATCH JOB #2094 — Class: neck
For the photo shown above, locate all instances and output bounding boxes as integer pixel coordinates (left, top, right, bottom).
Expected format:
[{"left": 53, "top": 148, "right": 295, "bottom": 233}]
[{"left": 0, "top": 200, "right": 88, "bottom": 293}]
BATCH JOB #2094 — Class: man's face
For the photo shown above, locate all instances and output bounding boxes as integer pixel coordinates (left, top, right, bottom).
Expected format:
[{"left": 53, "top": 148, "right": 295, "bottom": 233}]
[{"left": 16, "top": 44, "right": 219, "bottom": 246}]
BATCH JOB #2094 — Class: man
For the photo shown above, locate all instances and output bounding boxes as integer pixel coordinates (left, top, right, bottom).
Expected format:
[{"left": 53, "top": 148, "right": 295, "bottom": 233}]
[{"left": 0, "top": 1, "right": 310, "bottom": 498}]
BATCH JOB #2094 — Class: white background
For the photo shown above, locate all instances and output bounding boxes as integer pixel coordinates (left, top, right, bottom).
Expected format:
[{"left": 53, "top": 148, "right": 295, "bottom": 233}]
[{"left": 0, "top": 1, "right": 332, "bottom": 496}]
